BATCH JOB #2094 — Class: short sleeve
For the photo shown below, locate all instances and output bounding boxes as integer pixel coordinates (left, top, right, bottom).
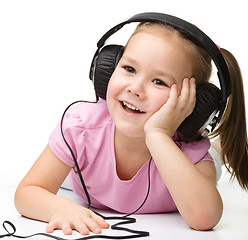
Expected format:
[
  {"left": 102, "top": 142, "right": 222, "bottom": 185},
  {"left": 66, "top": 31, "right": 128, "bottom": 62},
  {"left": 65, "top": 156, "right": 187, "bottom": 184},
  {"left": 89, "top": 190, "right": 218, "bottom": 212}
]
[
  {"left": 174, "top": 132, "right": 213, "bottom": 165},
  {"left": 49, "top": 105, "right": 85, "bottom": 167}
]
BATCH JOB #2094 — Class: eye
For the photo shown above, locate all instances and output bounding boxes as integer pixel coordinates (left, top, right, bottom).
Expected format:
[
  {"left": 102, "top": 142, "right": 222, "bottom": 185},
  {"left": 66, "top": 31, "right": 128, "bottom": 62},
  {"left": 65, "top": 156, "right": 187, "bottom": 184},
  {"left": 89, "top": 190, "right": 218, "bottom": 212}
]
[
  {"left": 124, "top": 66, "right": 136, "bottom": 74},
  {"left": 152, "top": 79, "right": 167, "bottom": 86}
]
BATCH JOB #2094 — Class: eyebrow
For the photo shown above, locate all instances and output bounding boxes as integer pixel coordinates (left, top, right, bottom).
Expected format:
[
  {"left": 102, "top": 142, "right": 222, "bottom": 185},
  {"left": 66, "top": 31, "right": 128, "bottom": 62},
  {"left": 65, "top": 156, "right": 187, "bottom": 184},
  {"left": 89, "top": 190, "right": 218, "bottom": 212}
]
[
  {"left": 120, "top": 55, "right": 137, "bottom": 65},
  {"left": 154, "top": 69, "right": 177, "bottom": 84},
  {"left": 121, "top": 55, "right": 177, "bottom": 84}
]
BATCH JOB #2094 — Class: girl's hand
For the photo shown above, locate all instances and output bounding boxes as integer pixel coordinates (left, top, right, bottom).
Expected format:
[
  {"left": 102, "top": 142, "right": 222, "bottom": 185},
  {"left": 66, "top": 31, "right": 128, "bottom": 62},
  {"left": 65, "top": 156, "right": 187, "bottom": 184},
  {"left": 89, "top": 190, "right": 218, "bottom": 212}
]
[
  {"left": 144, "top": 78, "right": 196, "bottom": 137},
  {"left": 46, "top": 202, "right": 109, "bottom": 235},
  {"left": 15, "top": 144, "right": 109, "bottom": 236}
]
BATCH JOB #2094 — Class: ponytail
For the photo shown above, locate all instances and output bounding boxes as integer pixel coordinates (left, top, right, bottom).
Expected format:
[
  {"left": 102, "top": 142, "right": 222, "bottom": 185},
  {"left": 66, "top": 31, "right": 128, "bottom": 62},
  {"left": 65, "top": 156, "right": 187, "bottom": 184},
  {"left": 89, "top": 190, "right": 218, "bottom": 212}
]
[
  {"left": 135, "top": 22, "right": 248, "bottom": 189},
  {"left": 212, "top": 48, "right": 248, "bottom": 190}
]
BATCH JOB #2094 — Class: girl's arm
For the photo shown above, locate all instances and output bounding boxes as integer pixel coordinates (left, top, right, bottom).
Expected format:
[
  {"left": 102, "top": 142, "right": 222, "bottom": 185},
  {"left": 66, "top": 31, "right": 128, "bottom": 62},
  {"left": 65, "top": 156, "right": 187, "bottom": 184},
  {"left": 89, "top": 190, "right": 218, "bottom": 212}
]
[
  {"left": 144, "top": 78, "right": 223, "bottom": 230},
  {"left": 14, "top": 144, "right": 109, "bottom": 235},
  {"left": 145, "top": 133, "right": 223, "bottom": 230}
]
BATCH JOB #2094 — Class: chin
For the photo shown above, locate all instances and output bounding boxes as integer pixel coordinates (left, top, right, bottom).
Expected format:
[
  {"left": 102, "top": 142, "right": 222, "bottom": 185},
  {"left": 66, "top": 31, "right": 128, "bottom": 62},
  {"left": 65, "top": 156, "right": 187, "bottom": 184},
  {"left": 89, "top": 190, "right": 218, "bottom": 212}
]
[{"left": 115, "top": 124, "right": 145, "bottom": 139}]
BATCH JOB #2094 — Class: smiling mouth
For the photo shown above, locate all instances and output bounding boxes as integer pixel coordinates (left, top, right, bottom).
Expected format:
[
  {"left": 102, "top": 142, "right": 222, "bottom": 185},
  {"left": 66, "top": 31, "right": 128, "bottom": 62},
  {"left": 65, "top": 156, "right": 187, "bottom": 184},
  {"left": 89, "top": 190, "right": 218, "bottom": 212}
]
[{"left": 121, "top": 101, "right": 145, "bottom": 114}]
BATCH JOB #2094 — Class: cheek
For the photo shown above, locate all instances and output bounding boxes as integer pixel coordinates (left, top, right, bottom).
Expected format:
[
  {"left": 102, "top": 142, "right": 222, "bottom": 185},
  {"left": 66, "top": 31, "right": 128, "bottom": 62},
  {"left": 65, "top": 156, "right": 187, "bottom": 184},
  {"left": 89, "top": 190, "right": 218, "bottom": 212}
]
[
  {"left": 149, "top": 91, "right": 170, "bottom": 113},
  {"left": 106, "top": 76, "right": 119, "bottom": 101},
  {"left": 106, "top": 69, "right": 124, "bottom": 101}
]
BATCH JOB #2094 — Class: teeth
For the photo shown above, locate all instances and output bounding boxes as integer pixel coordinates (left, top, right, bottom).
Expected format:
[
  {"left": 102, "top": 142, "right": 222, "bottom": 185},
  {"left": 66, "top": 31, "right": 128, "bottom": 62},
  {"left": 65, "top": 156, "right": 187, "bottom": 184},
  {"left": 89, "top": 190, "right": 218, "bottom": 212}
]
[{"left": 123, "top": 102, "right": 144, "bottom": 113}]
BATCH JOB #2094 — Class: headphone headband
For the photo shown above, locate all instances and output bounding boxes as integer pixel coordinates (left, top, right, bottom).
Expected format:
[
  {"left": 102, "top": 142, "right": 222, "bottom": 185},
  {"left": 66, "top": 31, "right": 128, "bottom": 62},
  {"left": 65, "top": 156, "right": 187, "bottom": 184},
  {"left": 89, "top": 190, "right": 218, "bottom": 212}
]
[{"left": 94, "top": 12, "right": 230, "bottom": 106}]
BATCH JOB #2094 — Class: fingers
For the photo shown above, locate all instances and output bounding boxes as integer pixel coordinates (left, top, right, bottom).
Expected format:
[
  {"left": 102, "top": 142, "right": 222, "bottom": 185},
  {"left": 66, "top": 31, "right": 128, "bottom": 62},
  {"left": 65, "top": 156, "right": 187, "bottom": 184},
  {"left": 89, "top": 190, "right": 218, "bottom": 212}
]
[
  {"left": 179, "top": 77, "right": 196, "bottom": 115},
  {"left": 166, "top": 83, "right": 178, "bottom": 108},
  {"left": 181, "top": 77, "right": 195, "bottom": 99},
  {"left": 82, "top": 216, "right": 102, "bottom": 234},
  {"left": 46, "top": 211, "right": 109, "bottom": 236},
  {"left": 46, "top": 221, "right": 56, "bottom": 233},
  {"left": 90, "top": 211, "right": 110, "bottom": 229},
  {"left": 167, "top": 78, "right": 195, "bottom": 109},
  {"left": 187, "top": 77, "right": 196, "bottom": 113},
  {"left": 71, "top": 220, "right": 90, "bottom": 235},
  {"left": 46, "top": 220, "right": 74, "bottom": 235},
  {"left": 62, "top": 222, "right": 73, "bottom": 235}
]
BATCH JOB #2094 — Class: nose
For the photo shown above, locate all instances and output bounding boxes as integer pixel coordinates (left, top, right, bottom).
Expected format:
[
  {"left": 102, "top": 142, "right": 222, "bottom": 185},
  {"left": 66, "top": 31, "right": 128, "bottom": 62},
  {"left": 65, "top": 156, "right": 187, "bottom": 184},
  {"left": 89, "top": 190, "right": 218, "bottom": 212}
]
[{"left": 126, "top": 78, "right": 145, "bottom": 99}]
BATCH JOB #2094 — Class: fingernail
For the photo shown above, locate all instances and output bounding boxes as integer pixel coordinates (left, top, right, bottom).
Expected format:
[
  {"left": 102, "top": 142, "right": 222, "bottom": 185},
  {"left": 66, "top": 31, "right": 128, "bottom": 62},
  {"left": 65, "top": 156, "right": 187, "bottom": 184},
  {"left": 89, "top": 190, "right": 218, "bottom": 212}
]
[{"left": 46, "top": 226, "right": 53, "bottom": 233}]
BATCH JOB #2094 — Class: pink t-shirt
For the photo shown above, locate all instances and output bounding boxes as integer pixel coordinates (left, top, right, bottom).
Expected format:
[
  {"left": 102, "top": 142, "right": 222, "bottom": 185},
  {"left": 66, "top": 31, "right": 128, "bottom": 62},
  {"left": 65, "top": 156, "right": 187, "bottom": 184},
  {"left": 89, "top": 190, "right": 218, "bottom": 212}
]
[{"left": 49, "top": 100, "right": 213, "bottom": 214}]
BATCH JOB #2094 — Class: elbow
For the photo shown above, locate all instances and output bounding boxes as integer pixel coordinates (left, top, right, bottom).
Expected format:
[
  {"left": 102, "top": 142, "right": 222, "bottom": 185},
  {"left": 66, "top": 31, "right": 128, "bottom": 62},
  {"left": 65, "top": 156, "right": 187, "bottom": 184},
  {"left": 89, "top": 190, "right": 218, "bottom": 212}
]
[
  {"left": 189, "top": 215, "right": 220, "bottom": 231},
  {"left": 14, "top": 184, "right": 28, "bottom": 216},
  {"left": 185, "top": 205, "right": 223, "bottom": 231},
  {"left": 14, "top": 186, "right": 23, "bottom": 215}
]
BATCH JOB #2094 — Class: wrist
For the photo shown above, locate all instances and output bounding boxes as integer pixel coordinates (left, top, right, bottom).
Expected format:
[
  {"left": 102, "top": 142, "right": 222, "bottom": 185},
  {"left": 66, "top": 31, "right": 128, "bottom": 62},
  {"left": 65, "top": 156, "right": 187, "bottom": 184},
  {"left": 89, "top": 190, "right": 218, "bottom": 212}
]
[
  {"left": 144, "top": 126, "right": 173, "bottom": 137},
  {"left": 145, "top": 130, "right": 172, "bottom": 147}
]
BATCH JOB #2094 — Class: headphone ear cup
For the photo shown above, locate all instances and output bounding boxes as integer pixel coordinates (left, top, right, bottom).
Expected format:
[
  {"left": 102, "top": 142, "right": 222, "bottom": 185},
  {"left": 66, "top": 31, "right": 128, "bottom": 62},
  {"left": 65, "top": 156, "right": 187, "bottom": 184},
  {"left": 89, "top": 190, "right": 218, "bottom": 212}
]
[
  {"left": 178, "top": 83, "right": 222, "bottom": 140},
  {"left": 93, "top": 45, "right": 124, "bottom": 100}
]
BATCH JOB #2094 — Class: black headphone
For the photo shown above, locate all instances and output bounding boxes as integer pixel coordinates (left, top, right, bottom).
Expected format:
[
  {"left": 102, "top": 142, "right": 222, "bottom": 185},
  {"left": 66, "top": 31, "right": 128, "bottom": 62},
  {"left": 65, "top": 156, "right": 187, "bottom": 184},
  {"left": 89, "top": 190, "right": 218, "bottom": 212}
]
[{"left": 89, "top": 12, "right": 231, "bottom": 140}]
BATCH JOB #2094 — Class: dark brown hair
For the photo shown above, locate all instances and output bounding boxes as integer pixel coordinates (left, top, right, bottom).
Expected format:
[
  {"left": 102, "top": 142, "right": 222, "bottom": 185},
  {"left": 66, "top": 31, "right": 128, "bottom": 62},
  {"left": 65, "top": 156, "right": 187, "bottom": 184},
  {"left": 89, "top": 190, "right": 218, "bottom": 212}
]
[{"left": 212, "top": 49, "right": 248, "bottom": 190}]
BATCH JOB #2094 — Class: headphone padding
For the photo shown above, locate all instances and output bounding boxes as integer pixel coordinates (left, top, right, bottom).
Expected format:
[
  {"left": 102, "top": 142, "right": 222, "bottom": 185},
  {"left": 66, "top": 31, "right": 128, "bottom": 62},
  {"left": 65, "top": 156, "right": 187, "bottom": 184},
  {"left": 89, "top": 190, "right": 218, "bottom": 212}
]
[
  {"left": 177, "top": 83, "right": 222, "bottom": 139},
  {"left": 94, "top": 45, "right": 124, "bottom": 100}
]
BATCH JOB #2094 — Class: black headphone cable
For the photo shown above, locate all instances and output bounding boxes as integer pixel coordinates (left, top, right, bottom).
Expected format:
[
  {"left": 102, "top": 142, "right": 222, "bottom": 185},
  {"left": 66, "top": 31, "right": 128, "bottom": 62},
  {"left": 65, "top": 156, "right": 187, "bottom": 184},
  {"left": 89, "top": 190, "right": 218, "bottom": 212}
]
[
  {"left": 0, "top": 100, "right": 150, "bottom": 239},
  {"left": 59, "top": 100, "right": 151, "bottom": 239}
]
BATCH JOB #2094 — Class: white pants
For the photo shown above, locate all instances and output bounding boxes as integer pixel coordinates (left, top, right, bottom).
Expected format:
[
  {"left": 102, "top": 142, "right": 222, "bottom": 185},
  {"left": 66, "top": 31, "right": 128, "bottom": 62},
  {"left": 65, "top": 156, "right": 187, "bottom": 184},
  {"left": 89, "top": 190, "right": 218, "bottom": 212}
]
[{"left": 209, "top": 147, "right": 223, "bottom": 182}]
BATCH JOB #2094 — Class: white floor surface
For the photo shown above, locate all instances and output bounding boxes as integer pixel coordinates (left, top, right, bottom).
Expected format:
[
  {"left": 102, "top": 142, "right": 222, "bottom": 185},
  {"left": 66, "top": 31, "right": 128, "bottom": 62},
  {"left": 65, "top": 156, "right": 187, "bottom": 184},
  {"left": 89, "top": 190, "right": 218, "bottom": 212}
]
[{"left": 1, "top": 167, "right": 248, "bottom": 240}]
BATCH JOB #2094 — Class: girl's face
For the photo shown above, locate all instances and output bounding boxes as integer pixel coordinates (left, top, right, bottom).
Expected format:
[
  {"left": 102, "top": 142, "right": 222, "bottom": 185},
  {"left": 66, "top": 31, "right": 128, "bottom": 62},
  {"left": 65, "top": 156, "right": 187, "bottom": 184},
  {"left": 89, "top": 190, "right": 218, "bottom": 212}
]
[{"left": 106, "top": 25, "right": 193, "bottom": 139}]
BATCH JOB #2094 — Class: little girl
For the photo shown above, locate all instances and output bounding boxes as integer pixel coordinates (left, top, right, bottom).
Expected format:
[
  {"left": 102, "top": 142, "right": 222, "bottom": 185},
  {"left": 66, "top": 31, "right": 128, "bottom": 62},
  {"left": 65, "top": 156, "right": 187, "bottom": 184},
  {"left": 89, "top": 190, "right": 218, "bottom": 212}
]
[{"left": 14, "top": 13, "right": 248, "bottom": 236}]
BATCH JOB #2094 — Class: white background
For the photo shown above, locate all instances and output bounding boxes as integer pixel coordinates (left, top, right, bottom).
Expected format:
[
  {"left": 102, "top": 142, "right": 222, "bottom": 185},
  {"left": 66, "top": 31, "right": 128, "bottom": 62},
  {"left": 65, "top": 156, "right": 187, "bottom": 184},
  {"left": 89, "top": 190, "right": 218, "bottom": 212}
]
[
  {"left": 0, "top": 1, "right": 248, "bottom": 239},
  {"left": 0, "top": 0, "right": 247, "bottom": 210}
]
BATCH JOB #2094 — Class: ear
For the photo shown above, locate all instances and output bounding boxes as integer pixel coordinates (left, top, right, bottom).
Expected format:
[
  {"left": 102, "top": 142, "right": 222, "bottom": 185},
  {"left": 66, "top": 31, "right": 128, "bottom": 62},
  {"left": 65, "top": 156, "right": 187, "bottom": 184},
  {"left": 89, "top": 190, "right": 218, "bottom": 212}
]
[
  {"left": 93, "top": 45, "right": 124, "bottom": 100},
  {"left": 178, "top": 83, "right": 222, "bottom": 140}
]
